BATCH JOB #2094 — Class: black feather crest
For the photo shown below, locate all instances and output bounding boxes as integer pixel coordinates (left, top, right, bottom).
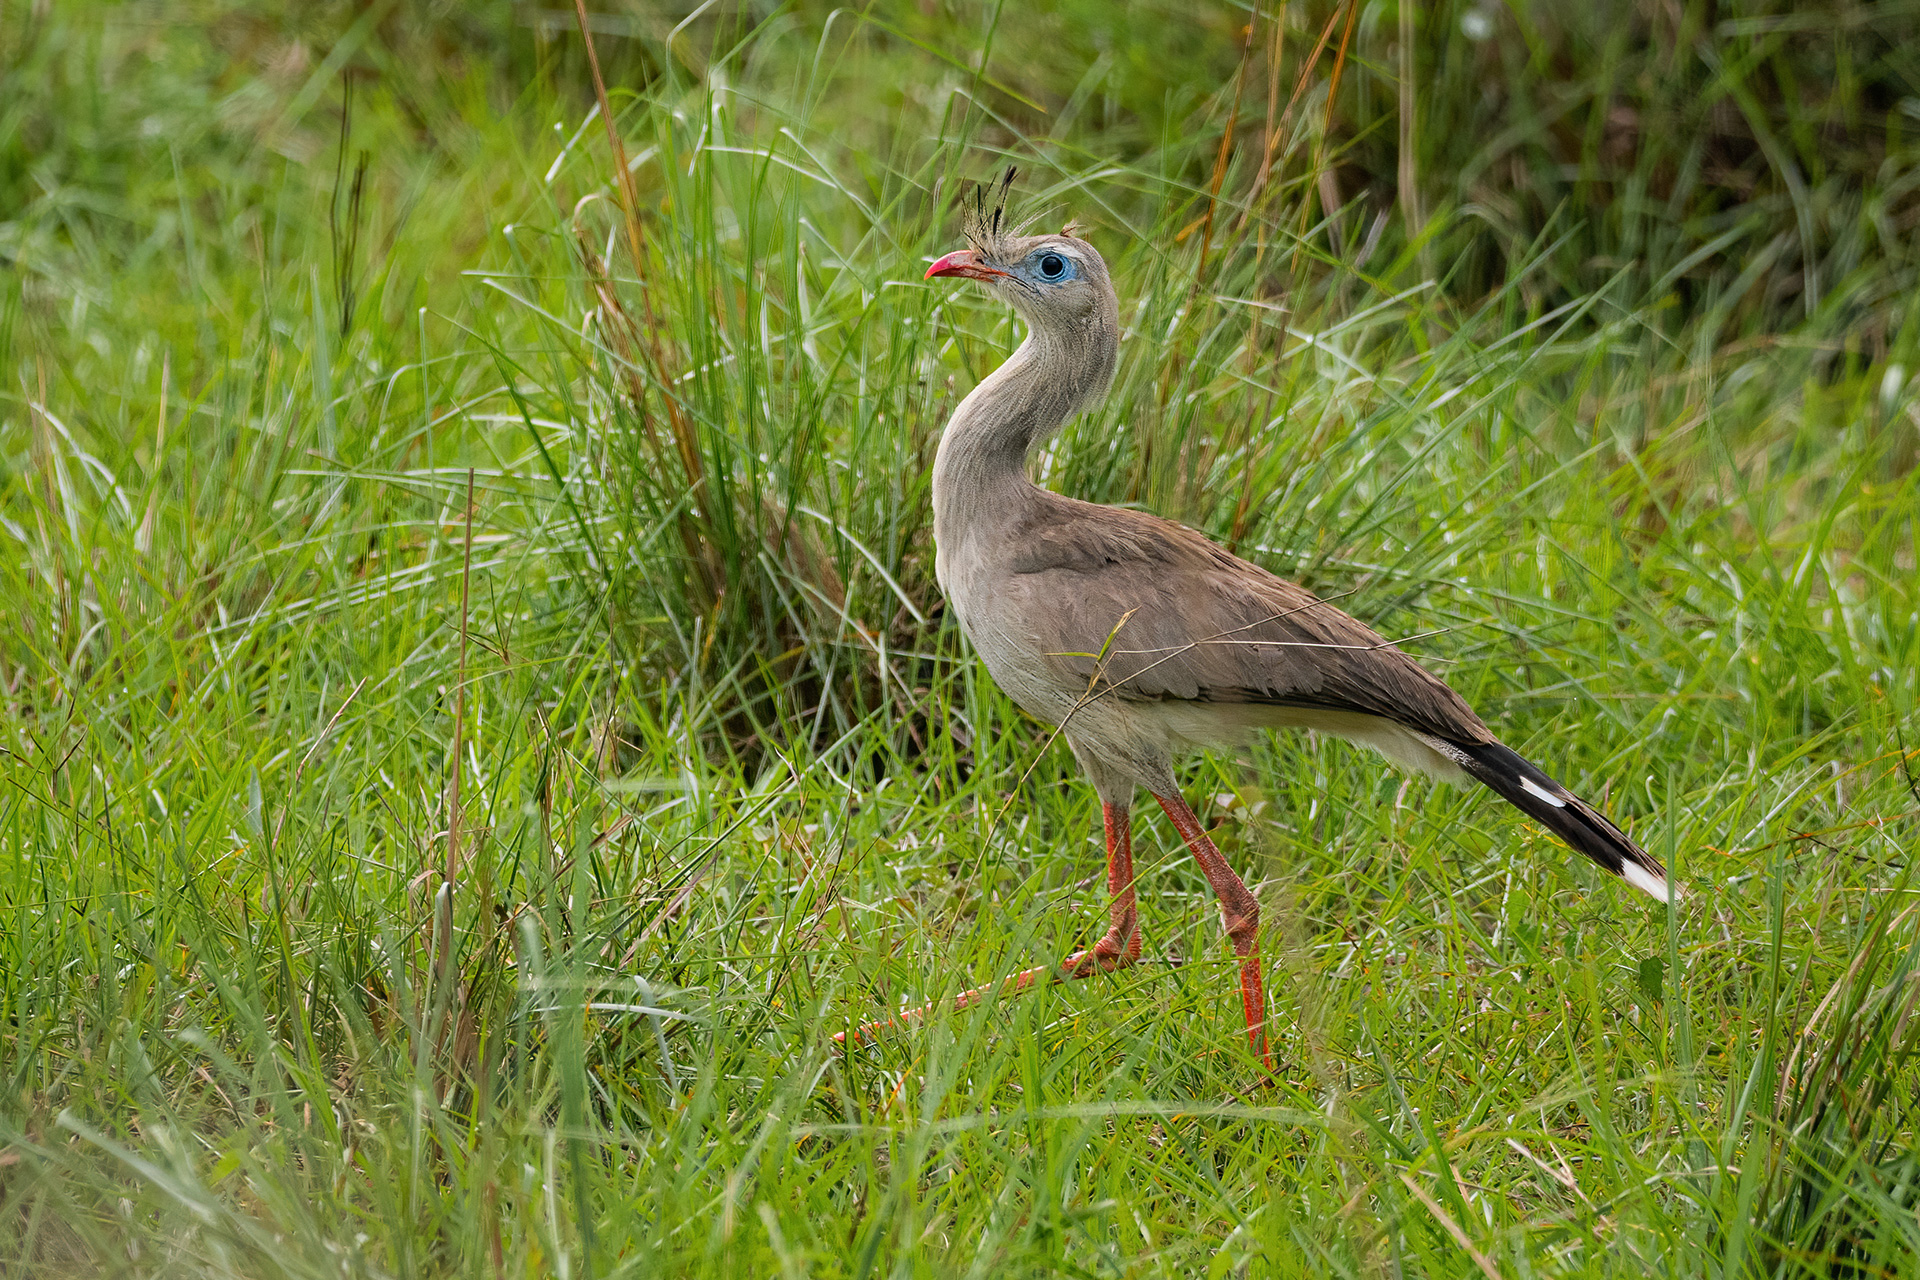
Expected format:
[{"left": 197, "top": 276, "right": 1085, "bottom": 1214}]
[{"left": 963, "top": 166, "right": 1019, "bottom": 256}]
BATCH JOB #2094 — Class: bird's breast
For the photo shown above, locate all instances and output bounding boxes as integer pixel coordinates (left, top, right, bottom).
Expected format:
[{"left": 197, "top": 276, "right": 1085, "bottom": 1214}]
[{"left": 942, "top": 576, "right": 1068, "bottom": 719}]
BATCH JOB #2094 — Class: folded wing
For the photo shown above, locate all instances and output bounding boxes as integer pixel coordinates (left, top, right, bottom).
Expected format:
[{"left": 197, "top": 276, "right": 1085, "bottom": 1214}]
[{"left": 1000, "top": 499, "right": 1492, "bottom": 746}]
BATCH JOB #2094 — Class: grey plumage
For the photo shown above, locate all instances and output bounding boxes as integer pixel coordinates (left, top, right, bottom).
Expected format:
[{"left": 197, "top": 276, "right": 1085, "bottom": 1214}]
[
  {"left": 844, "top": 178, "right": 1669, "bottom": 1065},
  {"left": 925, "top": 183, "right": 1668, "bottom": 902}
]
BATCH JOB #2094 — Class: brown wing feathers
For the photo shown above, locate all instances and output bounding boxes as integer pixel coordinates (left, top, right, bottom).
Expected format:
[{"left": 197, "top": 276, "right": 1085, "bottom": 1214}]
[
  {"left": 1006, "top": 501, "right": 1672, "bottom": 898},
  {"left": 1007, "top": 500, "right": 1490, "bottom": 744}
]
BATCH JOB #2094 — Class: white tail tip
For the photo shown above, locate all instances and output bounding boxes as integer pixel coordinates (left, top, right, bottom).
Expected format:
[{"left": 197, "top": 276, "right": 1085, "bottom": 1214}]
[{"left": 1622, "top": 860, "right": 1672, "bottom": 903}]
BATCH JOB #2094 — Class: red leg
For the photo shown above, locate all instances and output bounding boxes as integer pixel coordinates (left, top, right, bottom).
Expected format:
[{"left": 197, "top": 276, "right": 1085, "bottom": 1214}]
[
  {"left": 1153, "top": 791, "right": 1273, "bottom": 1072},
  {"left": 1065, "top": 801, "right": 1140, "bottom": 975},
  {"left": 836, "top": 801, "right": 1141, "bottom": 1047}
]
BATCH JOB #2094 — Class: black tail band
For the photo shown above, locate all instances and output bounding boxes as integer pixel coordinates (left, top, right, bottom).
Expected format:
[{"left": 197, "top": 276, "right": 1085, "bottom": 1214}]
[{"left": 1451, "top": 741, "right": 1670, "bottom": 899}]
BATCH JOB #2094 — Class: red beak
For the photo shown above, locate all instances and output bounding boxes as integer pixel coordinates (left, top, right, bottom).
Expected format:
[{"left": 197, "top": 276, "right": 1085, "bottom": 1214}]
[{"left": 925, "top": 249, "right": 1008, "bottom": 281}]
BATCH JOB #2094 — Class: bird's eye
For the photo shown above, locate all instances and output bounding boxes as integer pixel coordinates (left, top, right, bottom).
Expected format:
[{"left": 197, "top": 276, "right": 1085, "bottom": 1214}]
[{"left": 1036, "top": 252, "right": 1067, "bottom": 280}]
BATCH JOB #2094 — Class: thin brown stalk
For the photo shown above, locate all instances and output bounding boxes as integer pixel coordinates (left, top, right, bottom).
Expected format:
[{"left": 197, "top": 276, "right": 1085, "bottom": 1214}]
[
  {"left": 575, "top": 228, "right": 707, "bottom": 503},
  {"left": 1162, "top": 17, "right": 1260, "bottom": 506},
  {"left": 572, "top": 0, "right": 649, "bottom": 328},
  {"left": 1397, "top": 0, "right": 1428, "bottom": 275},
  {"left": 439, "top": 467, "right": 476, "bottom": 989},
  {"left": 1242, "top": 0, "right": 1287, "bottom": 261},
  {"left": 1238, "top": 0, "right": 1344, "bottom": 232},
  {"left": 1321, "top": 0, "right": 1360, "bottom": 141},
  {"left": 569, "top": 1, "right": 706, "bottom": 521},
  {"left": 1291, "top": 0, "right": 1360, "bottom": 273},
  {"left": 1398, "top": 1173, "right": 1506, "bottom": 1280},
  {"left": 576, "top": 222, "right": 720, "bottom": 608},
  {"left": 1260, "top": 1, "right": 1286, "bottom": 175},
  {"left": 1195, "top": 15, "right": 1260, "bottom": 283}
]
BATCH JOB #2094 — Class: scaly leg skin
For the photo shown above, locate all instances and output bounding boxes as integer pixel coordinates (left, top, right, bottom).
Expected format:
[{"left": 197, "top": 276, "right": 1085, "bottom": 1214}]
[
  {"left": 1152, "top": 791, "right": 1274, "bottom": 1073},
  {"left": 835, "top": 802, "right": 1140, "bottom": 1048},
  {"left": 1064, "top": 801, "right": 1140, "bottom": 975}
]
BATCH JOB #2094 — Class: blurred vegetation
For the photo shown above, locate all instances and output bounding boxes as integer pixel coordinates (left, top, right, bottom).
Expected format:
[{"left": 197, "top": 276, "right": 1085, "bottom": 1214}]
[{"left": 10, "top": 0, "right": 1920, "bottom": 342}]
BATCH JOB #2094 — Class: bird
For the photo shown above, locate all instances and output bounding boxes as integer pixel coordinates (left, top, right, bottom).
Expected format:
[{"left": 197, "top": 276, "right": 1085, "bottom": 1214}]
[{"left": 838, "top": 171, "right": 1669, "bottom": 1070}]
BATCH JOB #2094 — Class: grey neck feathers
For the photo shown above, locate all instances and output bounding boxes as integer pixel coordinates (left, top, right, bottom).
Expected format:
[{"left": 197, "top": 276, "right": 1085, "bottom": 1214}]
[{"left": 931, "top": 320, "right": 1117, "bottom": 563}]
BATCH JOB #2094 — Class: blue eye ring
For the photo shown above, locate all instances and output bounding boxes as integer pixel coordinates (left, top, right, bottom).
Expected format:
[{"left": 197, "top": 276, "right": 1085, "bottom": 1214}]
[{"left": 1036, "top": 252, "right": 1067, "bottom": 280}]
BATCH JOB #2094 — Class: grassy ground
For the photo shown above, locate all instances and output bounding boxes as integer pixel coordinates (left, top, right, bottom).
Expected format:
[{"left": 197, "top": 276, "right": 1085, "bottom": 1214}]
[{"left": 4, "top": 2, "right": 1919, "bottom": 1275}]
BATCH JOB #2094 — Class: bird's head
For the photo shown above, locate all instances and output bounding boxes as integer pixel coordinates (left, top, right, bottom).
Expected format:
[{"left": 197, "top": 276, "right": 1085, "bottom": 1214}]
[{"left": 924, "top": 168, "right": 1117, "bottom": 340}]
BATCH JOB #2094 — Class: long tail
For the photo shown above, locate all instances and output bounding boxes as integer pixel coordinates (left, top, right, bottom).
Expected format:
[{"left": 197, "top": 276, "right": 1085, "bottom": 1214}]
[{"left": 1449, "top": 740, "right": 1671, "bottom": 901}]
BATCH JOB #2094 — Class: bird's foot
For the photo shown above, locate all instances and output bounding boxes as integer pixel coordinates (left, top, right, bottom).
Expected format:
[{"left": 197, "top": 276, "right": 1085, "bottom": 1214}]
[{"left": 1062, "top": 931, "right": 1140, "bottom": 979}]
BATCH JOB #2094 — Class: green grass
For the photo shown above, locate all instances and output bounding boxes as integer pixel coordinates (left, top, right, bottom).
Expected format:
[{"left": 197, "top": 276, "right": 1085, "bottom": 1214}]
[{"left": 3, "top": 2, "right": 1919, "bottom": 1275}]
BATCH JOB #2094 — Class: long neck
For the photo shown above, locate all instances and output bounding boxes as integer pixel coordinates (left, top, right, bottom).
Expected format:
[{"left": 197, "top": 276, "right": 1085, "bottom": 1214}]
[{"left": 931, "top": 327, "right": 1105, "bottom": 562}]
